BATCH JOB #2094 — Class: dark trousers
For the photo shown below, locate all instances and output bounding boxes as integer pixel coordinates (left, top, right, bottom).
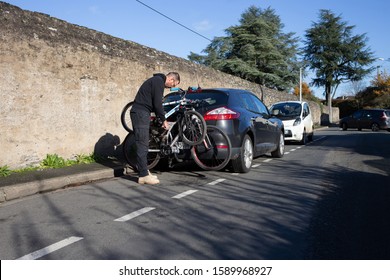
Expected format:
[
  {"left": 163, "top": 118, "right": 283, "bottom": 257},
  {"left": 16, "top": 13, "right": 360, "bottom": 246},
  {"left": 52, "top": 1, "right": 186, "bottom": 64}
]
[{"left": 130, "top": 110, "right": 150, "bottom": 177}]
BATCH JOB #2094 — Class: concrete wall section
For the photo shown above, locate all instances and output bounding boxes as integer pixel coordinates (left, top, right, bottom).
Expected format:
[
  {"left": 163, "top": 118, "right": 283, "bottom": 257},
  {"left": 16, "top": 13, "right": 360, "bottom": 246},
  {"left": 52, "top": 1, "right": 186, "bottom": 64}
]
[{"left": 0, "top": 2, "right": 337, "bottom": 169}]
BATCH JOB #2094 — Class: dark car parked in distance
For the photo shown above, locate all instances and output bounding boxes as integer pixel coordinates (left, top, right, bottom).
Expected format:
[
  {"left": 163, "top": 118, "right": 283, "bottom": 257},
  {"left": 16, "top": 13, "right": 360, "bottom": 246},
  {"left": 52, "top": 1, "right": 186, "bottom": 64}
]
[
  {"left": 163, "top": 88, "right": 285, "bottom": 173},
  {"left": 339, "top": 109, "right": 390, "bottom": 132}
]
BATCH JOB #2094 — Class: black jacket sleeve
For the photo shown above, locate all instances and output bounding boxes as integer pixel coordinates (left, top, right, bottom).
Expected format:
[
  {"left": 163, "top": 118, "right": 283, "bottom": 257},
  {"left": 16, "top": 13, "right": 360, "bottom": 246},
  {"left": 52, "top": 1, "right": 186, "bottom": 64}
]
[{"left": 151, "top": 76, "right": 166, "bottom": 122}]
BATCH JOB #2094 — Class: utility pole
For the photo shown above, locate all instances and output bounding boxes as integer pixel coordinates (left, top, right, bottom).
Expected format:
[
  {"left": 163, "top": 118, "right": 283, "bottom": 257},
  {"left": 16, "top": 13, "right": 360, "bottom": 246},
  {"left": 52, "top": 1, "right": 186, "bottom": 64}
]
[{"left": 299, "top": 67, "right": 302, "bottom": 103}]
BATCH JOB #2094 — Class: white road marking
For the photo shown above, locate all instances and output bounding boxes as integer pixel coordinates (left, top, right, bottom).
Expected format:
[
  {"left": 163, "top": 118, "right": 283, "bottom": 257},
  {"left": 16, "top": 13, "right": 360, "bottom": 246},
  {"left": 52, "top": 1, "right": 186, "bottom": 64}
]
[
  {"left": 114, "top": 207, "right": 156, "bottom": 222},
  {"left": 231, "top": 173, "right": 240, "bottom": 176},
  {"left": 263, "top": 159, "right": 272, "bottom": 162},
  {"left": 208, "top": 178, "right": 226, "bottom": 185},
  {"left": 172, "top": 190, "right": 198, "bottom": 199},
  {"left": 252, "top": 164, "right": 261, "bottom": 168},
  {"left": 17, "top": 236, "right": 83, "bottom": 260},
  {"left": 284, "top": 152, "right": 290, "bottom": 154},
  {"left": 290, "top": 148, "right": 297, "bottom": 152}
]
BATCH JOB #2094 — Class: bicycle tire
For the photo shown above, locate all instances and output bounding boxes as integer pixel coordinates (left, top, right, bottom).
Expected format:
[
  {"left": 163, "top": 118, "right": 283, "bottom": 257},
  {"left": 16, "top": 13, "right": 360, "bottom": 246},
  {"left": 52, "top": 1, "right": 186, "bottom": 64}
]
[
  {"left": 123, "top": 132, "right": 161, "bottom": 171},
  {"left": 121, "top": 101, "right": 134, "bottom": 132},
  {"left": 180, "top": 110, "right": 207, "bottom": 146},
  {"left": 191, "top": 125, "right": 232, "bottom": 171}
]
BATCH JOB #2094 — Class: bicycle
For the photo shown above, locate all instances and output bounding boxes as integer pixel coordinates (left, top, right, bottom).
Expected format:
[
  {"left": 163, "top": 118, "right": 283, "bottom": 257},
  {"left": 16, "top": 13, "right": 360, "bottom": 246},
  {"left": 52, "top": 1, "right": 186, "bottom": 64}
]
[
  {"left": 191, "top": 125, "right": 232, "bottom": 171},
  {"left": 123, "top": 89, "right": 207, "bottom": 168},
  {"left": 123, "top": 88, "right": 232, "bottom": 171},
  {"left": 120, "top": 101, "right": 134, "bottom": 133}
]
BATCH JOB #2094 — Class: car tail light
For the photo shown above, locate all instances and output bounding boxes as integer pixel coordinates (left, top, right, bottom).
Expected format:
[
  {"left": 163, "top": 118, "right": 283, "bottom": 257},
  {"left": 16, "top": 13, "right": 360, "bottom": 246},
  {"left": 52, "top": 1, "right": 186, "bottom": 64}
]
[
  {"left": 204, "top": 107, "right": 240, "bottom": 121},
  {"left": 380, "top": 112, "right": 387, "bottom": 120}
]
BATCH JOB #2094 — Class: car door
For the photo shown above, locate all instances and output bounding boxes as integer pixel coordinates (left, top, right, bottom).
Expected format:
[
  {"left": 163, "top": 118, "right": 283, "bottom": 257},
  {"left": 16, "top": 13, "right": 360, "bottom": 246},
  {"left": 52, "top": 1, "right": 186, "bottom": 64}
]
[
  {"left": 251, "top": 94, "right": 279, "bottom": 149},
  {"left": 303, "top": 103, "right": 313, "bottom": 133},
  {"left": 239, "top": 92, "right": 268, "bottom": 154},
  {"left": 348, "top": 110, "right": 363, "bottom": 128}
]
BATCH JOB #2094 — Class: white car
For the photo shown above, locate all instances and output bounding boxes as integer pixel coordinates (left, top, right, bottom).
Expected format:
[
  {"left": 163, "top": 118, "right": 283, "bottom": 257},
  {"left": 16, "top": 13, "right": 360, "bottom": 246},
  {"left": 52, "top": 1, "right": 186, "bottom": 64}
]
[{"left": 270, "top": 101, "right": 314, "bottom": 144}]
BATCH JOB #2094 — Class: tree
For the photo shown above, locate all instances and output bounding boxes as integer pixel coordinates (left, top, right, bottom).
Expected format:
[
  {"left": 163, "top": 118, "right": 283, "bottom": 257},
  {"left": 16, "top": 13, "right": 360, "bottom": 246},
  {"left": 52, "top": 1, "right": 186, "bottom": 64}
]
[
  {"left": 293, "top": 82, "right": 312, "bottom": 98},
  {"left": 356, "top": 71, "right": 390, "bottom": 108},
  {"left": 188, "top": 6, "right": 300, "bottom": 91},
  {"left": 302, "top": 10, "right": 375, "bottom": 107}
]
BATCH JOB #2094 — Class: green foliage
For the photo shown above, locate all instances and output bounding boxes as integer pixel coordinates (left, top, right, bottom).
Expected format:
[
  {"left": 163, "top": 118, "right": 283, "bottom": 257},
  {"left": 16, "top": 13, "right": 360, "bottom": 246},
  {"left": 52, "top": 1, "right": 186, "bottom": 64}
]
[
  {"left": 40, "top": 154, "right": 67, "bottom": 168},
  {"left": 0, "top": 153, "right": 101, "bottom": 178},
  {"left": 354, "top": 72, "right": 390, "bottom": 109},
  {"left": 333, "top": 98, "right": 361, "bottom": 118},
  {"left": 75, "top": 153, "right": 102, "bottom": 164},
  {"left": 302, "top": 9, "right": 375, "bottom": 104},
  {"left": 188, "top": 6, "right": 300, "bottom": 91},
  {"left": 0, "top": 165, "right": 12, "bottom": 177}
]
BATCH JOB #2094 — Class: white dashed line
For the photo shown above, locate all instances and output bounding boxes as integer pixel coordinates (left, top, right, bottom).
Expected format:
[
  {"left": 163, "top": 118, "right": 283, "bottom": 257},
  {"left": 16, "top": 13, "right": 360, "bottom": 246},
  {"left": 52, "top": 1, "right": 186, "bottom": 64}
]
[
  {"left": 172, "top": 190, "right": 198, "bottom": 199},
  {"left": 114, "top": 207, "right": 156, "bottom": 222},
  {"left": 17, "top": 236, "right": 83, "bottom": 260},
  {"left": 263, "top": 159, "right": 272, "bottom": 162},
  {"left": 252, "top": 164, "right": 261, "bottom": 168},
  {"left": 208, "top": 178, "right": 226, "bottom": 185},
  {"left": 290, "top": 148, "right": 297, "bottom": 152}
]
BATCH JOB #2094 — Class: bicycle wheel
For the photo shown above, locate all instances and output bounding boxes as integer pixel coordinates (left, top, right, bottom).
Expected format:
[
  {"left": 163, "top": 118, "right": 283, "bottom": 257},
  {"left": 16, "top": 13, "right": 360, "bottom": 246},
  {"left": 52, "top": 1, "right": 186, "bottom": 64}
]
[
  {"left": 180, "top": 110, "right": 207, "bottom": 146},
  {"left": 120, "top": 101, "right": 133, "bottom": 132},
  {"left": 123, "top": 132, "right": 161, "bottom": 171},
  {"left": 191, "top": 125, "right": 232, "bottom": 171}
]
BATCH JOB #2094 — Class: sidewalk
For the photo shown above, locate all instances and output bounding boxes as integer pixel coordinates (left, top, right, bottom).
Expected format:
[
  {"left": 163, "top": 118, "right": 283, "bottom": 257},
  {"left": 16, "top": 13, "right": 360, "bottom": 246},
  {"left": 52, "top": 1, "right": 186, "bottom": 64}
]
[
  {"left": 1, "top": 126, "right": 335, "bottom": 204},
  {"left": 0, "top": 160, "right": 126, "bottom": 203}
]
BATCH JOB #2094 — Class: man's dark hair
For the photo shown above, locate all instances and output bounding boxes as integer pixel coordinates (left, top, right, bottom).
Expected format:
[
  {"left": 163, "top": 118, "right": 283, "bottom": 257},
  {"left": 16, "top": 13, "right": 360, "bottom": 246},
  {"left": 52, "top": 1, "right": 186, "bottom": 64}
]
[{"left": 167, "top": 72, "right": 180, "bottom": 83}]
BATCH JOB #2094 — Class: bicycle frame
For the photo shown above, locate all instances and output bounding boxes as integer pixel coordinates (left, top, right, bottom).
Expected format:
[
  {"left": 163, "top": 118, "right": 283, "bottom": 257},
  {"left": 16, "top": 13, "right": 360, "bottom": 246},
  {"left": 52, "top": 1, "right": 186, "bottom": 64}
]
[{"left": 149, "top": 94, "right": 195, "bottom": 155}]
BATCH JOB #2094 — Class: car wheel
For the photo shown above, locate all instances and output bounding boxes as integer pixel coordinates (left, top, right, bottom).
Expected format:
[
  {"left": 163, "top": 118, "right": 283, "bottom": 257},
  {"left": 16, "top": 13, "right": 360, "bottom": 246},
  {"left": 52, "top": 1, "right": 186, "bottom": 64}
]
[
  {"left": 300, "top": 129, "right": 308, "bottom": 145},
  {"left": 342, "top": 123, "right": 348, "bottom": 131},
  {"left": 271, "top": 131, "right": 284, "bottom": 158},
  {"left": 231, "top": 134, "right": 253, "bottom": 173},
  {"left": 371, "top": 123, "right": 380, "bottom": 132},
  {"left": 308, "top": 128, "right": 314, "bottom": 142}
]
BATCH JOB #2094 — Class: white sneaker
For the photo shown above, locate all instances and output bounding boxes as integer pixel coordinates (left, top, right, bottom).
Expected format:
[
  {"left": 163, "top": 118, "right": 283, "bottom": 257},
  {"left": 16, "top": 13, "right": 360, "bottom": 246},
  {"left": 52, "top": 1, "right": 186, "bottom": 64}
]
[
  {"left": 138, "top": 174, "right": 160, "bottom": 185},
  {"left": 148, "top": 170, "right": 158, "bottom": 179}
]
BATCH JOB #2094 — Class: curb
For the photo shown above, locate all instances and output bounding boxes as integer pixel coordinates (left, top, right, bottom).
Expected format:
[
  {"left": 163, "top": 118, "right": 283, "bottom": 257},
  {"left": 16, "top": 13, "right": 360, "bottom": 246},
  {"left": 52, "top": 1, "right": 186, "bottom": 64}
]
[{"left": 0, "top": 166, "right": 124, "bottom": 203}]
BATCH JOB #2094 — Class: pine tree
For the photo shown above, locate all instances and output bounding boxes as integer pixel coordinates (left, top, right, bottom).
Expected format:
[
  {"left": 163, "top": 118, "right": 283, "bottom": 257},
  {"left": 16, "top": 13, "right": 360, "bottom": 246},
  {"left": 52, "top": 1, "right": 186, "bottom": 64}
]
[
  {"left": 303, "top": 10, "right": 375, "bottom": 106},
  {"left": 188, "top": 6, "right": 300, "bottom": 91}
]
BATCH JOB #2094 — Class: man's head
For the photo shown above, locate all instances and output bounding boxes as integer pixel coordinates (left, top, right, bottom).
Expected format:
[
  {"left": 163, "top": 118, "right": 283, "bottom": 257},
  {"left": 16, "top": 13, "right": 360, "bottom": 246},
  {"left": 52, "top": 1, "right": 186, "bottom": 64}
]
[{"left": 165, "top": 72, "right": 180, "bottom": 88}]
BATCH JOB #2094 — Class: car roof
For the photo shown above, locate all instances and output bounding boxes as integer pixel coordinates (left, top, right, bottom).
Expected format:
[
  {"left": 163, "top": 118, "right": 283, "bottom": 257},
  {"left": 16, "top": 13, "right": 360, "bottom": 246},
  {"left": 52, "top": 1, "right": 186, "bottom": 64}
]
[
  {"left": 362, "top": 108, "right": 388, "bottom": 111},
  {"left": 166, "top": 87, "right": 255, "bottom": 97},
  {"left": 272, "top": 101, "right": 305, "bottom": 105}
]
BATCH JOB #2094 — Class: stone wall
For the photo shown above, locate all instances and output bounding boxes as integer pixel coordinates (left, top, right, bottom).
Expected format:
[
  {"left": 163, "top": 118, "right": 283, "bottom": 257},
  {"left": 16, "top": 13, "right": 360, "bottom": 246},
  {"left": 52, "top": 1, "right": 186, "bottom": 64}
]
[{"left": 0, "top": 2, "right": 337, "bottom": 169}]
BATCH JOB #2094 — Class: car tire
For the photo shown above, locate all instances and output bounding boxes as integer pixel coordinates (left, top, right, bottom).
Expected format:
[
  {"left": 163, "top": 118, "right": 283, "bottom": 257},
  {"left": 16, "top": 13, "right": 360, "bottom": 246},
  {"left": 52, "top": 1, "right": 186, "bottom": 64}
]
[
  {"left": 342, "top": 123, "right": 348, "bottom": 131},
  {"left": 300, "top": 129, "right": 308, "bottom": 145},
  {"left": 308, "top": 127, "right": 314, "bottom": 142},
  {"left": 271, "top": 131, "right": 284, "bottom": 158},
  {"left": 231, "top": 134, "right": 253, "bottom": 173}
]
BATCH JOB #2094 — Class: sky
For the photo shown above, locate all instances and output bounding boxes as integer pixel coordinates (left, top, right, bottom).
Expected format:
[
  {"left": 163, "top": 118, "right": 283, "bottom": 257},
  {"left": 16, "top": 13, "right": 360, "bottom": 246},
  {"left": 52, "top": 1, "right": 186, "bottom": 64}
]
[{"left": 3, "top": 0, "right": 390, "bottom": 97}]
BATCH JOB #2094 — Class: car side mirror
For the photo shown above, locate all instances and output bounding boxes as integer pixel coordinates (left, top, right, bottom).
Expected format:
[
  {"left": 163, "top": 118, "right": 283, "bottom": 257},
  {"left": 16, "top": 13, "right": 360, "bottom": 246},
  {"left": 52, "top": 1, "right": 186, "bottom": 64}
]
[{"left": 271, "top": 109, "right": 280, "bottom": 116}]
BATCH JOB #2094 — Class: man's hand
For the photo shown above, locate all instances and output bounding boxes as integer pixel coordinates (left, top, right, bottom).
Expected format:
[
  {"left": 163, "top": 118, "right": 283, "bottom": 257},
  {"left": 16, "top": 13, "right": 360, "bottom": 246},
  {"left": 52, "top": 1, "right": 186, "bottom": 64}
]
[{"left": 162, "top": 120, "right": 169, "bottom": 130}]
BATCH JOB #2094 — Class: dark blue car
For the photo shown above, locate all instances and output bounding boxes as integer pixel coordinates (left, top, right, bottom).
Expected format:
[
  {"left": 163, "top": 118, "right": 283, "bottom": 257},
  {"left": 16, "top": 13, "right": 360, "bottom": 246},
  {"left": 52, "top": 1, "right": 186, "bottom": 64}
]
[{"left": 163, "top": 88, "right": 285, "bottom": 173}]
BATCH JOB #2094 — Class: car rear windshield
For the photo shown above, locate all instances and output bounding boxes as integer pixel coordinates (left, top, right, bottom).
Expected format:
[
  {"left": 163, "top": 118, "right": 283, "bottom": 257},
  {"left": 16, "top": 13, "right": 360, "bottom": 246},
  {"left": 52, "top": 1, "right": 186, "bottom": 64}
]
[{"left": 163, "top": 91, "right": 228, "bottom": 111}]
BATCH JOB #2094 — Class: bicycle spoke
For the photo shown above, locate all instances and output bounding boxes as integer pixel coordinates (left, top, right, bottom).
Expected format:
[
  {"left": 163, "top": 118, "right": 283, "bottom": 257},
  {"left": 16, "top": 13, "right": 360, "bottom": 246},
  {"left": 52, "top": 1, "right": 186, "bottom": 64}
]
[{"left": 191, "top": 125, "right": 232, "bottom": 171}]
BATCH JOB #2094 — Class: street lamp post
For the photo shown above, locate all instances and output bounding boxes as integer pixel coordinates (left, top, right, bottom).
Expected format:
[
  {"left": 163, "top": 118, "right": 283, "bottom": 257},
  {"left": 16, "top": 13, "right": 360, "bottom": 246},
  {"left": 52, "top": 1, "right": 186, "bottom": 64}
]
[{"left": 299, "top": 67, "right": 303, "bottom": 103}]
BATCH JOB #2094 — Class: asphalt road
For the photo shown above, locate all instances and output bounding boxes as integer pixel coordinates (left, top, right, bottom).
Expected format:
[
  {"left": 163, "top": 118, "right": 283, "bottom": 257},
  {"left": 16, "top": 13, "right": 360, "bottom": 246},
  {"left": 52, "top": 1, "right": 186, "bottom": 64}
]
[{"left": 1, "top": 127, "right": 389, "bottom": 260}]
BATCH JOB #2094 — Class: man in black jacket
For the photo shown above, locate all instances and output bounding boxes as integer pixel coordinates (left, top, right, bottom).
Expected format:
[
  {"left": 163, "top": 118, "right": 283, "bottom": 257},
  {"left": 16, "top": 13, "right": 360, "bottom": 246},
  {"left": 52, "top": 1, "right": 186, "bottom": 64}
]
[{"left": 130, "top": 72, "right": 180, "bottom": 185}]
